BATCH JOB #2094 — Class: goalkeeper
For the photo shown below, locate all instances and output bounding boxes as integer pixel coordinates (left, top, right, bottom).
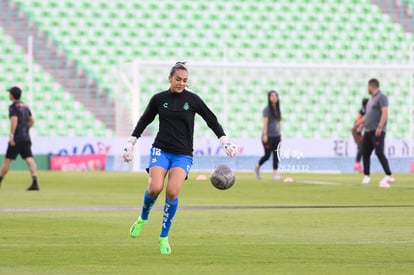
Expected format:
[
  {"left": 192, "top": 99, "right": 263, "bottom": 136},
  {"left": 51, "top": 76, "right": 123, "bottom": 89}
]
[{"left": 123, "top": 62, "right": 239, "bottom": 255}]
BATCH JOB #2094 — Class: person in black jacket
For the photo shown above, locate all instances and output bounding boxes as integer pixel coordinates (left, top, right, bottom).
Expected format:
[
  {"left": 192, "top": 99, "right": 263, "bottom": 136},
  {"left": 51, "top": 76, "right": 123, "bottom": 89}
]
[
  {"left": 123, "top": 62, "right": 239, "bottom": 254},
  {"left": 0, "top": 87, "right": 39, "bottom": 191},
  {"left": 352, "top": 98, "right": 368, "bottom": 173}
]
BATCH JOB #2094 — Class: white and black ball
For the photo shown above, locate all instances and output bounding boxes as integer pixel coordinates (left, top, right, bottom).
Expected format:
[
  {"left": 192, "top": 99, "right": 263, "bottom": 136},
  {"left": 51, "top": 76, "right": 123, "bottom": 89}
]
[{"left": 210, "top": 164, "right": 236, "bottom": 190}]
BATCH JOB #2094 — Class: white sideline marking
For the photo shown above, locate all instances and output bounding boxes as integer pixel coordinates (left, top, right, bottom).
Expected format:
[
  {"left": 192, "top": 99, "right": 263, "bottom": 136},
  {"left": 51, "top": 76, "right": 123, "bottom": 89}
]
[
  {"left": 299, "top": 180, "right": 342, "bottom": 186},
  {"left": 1, "top": 240, "right": 414, "bottom": 247},
  {"left": 0, "top": 206, "right": 140, "bottom": 212},
  {"left": 1, "top": 204, "right": 412, "bottom": 212}
]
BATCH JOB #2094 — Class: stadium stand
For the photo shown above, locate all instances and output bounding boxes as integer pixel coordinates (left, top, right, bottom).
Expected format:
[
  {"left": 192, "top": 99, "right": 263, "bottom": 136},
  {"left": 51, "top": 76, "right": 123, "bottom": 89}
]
[
  {"left": 3, "top": 0, "right": 413, "bottom": 139},
  {"left": 0, "top": 28, "right": 109, "bottom": 137},
  {"left": 402, "top": 0, "right": 414, "bottom": 11}
]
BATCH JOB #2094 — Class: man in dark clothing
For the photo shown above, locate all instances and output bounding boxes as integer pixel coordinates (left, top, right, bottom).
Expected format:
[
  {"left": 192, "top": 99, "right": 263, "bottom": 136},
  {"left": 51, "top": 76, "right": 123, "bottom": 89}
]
[
  {"left": 361, "top": 79, "right": 394, "bottom": 187},
  {"left": 0, "top": 87, "right": 39, "bottom": 191}
]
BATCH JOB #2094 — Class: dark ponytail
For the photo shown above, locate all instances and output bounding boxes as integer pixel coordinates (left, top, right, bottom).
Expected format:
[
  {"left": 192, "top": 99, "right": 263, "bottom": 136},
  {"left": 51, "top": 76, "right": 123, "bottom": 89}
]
[{"left": 169, "top": 61, "right": 188, "bottom": 77}]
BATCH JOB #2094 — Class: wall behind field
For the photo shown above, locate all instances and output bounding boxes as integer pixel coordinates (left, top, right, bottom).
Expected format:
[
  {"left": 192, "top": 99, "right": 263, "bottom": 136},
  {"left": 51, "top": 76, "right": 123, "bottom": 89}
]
[
  {"left": 0, "top": 155, "right": 49, "bottom": 170},
  {"left": 0, "top": 137, "right": 412, "bottom": 173}
]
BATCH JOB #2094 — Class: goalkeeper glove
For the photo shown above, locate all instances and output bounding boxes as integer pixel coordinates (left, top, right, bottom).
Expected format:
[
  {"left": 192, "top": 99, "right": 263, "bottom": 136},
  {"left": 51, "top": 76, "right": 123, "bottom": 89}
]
[
  {"left": 123, "top": 136, "right": 137, "bottom": 163},
  {"left": 219, "top": 136, "right": 240, "bottom": 157}
]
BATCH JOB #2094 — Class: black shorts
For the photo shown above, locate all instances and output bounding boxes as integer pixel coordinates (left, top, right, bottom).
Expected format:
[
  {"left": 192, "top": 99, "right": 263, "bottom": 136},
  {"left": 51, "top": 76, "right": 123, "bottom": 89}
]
[{"left": 5, "top": 140, "right": 33, "bottom": 160}]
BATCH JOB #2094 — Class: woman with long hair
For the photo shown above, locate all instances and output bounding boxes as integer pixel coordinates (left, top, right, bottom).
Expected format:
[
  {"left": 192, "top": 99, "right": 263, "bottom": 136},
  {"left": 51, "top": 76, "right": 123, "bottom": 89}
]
[
  {"left": 255, "top": 90, "right": 282, "bottom": 180},
  {"left": 123, "top": 62, "right": 239, "bottom": 254}
]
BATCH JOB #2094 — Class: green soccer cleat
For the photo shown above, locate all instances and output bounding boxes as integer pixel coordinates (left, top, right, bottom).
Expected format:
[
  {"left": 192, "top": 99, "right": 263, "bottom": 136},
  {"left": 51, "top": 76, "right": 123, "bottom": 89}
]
[
  {"left": 159, "top": 237, "right": 171, "bottom": 255},
  {"left": 129, "top": 217, "right": 147, "bottom": 238}
]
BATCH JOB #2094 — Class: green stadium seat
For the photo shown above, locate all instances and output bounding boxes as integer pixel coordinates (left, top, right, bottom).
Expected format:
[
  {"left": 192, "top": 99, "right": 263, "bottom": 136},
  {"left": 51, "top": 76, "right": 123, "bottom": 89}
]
[
  {"left": 7, "top": 0, "right": 412, "bottom": 139},
  {"left": 0, "top": 27, "right": 110, "bottom": 137}
]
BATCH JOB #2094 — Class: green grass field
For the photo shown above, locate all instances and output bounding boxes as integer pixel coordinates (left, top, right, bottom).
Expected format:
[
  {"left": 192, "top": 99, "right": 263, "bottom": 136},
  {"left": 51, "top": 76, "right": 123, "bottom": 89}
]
[{"left": 0, "top": 171, "right": 413, "bottom": 275}]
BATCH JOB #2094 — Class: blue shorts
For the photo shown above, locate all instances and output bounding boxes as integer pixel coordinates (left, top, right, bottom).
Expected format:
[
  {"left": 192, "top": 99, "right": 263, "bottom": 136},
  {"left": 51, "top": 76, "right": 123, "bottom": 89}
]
[{"left": 147, "top": 147, "right": 193, "bottom": 175}]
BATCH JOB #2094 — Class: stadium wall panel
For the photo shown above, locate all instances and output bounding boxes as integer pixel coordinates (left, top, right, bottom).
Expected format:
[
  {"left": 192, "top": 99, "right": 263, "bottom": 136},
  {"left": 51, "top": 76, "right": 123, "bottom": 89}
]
[{"left": 0, "top": 155, "right": 49, "bottom": 170}]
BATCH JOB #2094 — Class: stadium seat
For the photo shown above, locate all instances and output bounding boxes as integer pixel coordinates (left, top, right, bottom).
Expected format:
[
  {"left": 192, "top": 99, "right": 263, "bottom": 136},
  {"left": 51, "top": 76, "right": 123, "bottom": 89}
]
[
  {"left": 0, "top": 28, "right": 109, "bottom": 137},
  {"left": 6, "top": 0, "right": 413, "bottom": 139}
]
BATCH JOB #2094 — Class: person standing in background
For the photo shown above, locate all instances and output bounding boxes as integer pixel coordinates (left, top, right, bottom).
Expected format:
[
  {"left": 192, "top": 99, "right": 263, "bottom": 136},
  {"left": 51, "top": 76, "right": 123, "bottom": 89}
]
[
  {"left": 0, "top": 87, "right": 39, "bottom": 191},
  {"left": 361, "top": 79, "right": 394, "bottom": 187},
  {"left": 352, "top": 98, "right": 369, "bottom": 173},
  {"left": 255, "top": 90, "right": 282, "bottom": 180}
]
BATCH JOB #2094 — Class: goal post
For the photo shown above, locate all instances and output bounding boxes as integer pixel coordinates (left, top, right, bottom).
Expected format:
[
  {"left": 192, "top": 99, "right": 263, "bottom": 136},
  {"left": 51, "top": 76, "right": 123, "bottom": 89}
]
[{"left": 110, "top": 61, "right": 141, "bottom": 171}]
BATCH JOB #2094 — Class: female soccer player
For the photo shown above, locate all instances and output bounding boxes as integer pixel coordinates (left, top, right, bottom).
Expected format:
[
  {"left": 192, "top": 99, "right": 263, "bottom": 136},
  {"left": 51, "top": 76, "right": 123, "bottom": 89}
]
[
  {"left": 254, "top": 90, "right": 282, "bottom": 180},
  {"left": 123, "top": 62, "right": 239, "bottom": 254}
]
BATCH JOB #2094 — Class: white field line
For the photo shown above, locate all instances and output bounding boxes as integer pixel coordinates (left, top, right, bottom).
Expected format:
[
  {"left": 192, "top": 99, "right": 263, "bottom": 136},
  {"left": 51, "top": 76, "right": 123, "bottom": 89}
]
[
  {"left": 1, "top": 240, "right": 414, "bottom": 247},
  {"left": 0, "top": 206, "right": 140, "bottom": 212},
  {"left": 1, "top": 205, "right": 414, "bottom": 213}
]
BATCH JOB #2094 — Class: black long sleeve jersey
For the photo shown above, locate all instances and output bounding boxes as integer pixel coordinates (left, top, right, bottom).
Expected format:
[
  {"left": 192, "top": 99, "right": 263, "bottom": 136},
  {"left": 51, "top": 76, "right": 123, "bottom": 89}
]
[
  {"left": 9, "top": 100, "right": 32, "bottom": 142},
  {"left": 132, "top": 89, "right": 226, "bottom": 156}
]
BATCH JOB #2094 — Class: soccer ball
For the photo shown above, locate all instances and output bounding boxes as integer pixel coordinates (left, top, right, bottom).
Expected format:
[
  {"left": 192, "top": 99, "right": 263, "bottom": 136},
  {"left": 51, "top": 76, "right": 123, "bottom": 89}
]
[{"left": 210, "top": 164, "right": 236, "bottom": 190}]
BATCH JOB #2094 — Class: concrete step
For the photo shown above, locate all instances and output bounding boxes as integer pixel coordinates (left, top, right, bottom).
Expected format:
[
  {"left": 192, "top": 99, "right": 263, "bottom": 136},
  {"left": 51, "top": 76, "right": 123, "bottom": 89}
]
[
  {"left": 0, "top": 0, "right": 115, "bottom": 130},
  {"left": 372, "top": 0, "right": 413, "bottom": 33}
]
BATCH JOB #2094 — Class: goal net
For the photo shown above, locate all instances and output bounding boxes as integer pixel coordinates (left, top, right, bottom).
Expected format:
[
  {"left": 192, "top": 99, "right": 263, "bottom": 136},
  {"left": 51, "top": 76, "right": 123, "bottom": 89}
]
[{"left": 111, "top": 60, "right": 414, "bottom": 171}]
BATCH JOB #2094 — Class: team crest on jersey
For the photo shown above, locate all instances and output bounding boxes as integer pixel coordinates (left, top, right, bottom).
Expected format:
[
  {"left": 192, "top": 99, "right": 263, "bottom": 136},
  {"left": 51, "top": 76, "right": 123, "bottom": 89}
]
[
  {"left": 163, "top": 102, "right": 169, "bottom": 109},
  {"left": 183, "top": 102, "right": 189, "bottom": 110}
]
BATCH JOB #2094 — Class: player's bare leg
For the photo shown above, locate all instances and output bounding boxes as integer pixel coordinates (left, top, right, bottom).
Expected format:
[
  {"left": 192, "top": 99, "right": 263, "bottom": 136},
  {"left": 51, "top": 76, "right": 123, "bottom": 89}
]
[
  {"left": 130, "top": 166, "right": 167, "bottom": 238},
  {"left": 165, "top": 167, "right": 186, "bottom": 200},
  {"left": 159, "top": 167, "right": 187, "bottom": 254},
  {"left": 148, "top": 166, "right": 167, "bottom": 196},
  {"left": 25, "top": 157, "right": 39, "bottom": 191},
  {"left": 25, "top": 157, "right": 37, "bottom": 177},
  {"left": 0, "top": 158, "right": 12, "bottom": 189},
  {"left": 0, "top": 158, "right": 11, "bottom": 177}
]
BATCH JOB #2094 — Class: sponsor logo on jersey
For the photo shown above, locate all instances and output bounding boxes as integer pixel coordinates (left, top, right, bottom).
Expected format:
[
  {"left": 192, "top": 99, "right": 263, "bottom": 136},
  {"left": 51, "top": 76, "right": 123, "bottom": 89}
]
[
  {"left": 163, "top": 102, "right": 169, "bottom": 109},
  {"left": 152, "top": 157, "right": 157, "bottom": 163},
  {"left": 183, "top": 102, "right": 189, "bottom": 110}
]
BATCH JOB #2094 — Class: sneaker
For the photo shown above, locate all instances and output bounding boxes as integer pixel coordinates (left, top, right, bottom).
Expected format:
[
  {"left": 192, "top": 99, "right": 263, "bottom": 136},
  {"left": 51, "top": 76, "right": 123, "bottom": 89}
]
[
  {"left": 159, "top": 237, "right": 171, "bottom": 255},
  {"left": 254, "top": 165, "right": 262, "bottom": 180},
  {"left": 273, "top": 174, "right": 282, "bottom": 181},
  {"left": 387, "top": 176, "right": 395, "bottom": 183},
  {"left": 26, "top": 184, "right": 39, "bottom": 191},
  {"left": 354, "top": 162, "right": 363, "bottom": 173},
  {"left": 379, "top": 175, "right": 395, "bottom": 187},
  {"left": 379, "top": 182, "right": 390, "bottom": 188},
  {"left": 361, "top": 175, "right": 370, "bottom": 184},
  {"left": 130, "top": 217, "right": 147, "bottom": 238}
]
